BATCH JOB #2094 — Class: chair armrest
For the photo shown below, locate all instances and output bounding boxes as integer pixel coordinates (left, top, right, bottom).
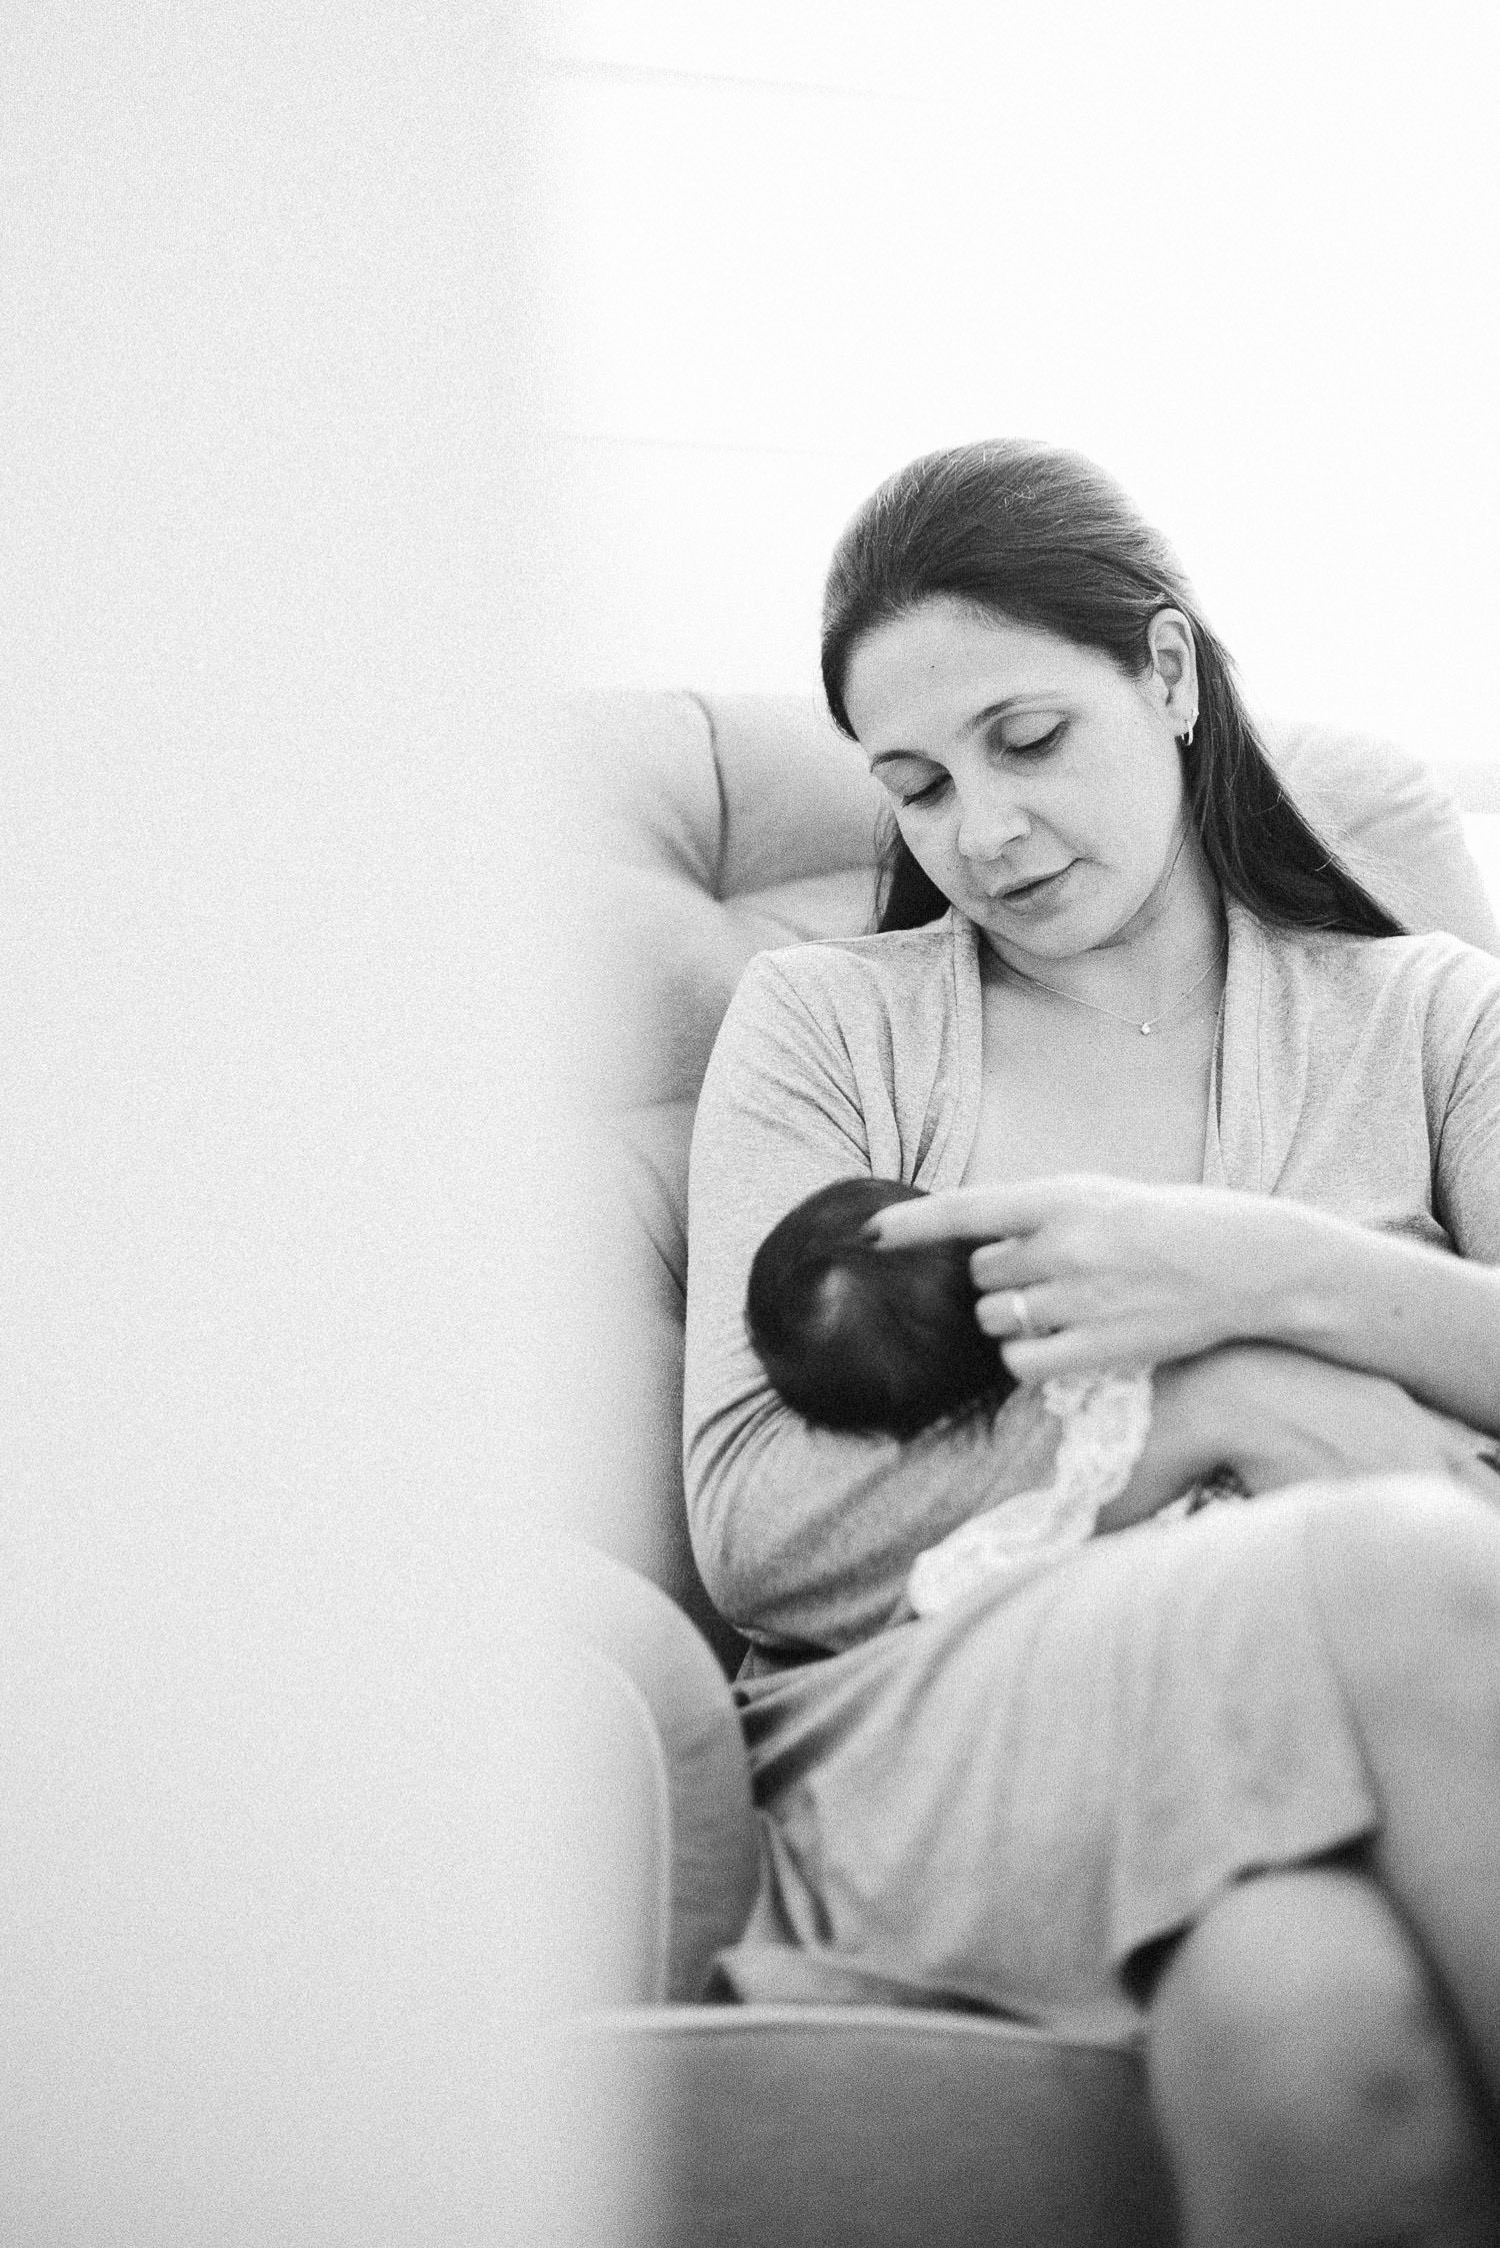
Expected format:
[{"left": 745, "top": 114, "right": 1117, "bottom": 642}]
[
  {"left": 552, "top": 2005, "right": 1175, "bottom": 2248},
  {"left": 555, "top": 1542, "right": 760, "bottom": 2002}
]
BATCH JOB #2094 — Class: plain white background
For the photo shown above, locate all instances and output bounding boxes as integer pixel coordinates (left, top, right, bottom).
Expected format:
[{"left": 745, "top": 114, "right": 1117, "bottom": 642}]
[{"left": 543, "top": 0, "right": 1500, "bottom": 780}]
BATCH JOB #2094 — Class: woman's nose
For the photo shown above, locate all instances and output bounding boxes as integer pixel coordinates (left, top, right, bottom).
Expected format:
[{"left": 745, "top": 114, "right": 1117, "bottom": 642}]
[{"left": 955, "top": 787, "right": 1029, "bottom": 862}]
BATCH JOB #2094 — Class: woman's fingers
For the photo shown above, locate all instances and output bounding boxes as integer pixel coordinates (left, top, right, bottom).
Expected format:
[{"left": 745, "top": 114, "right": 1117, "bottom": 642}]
[
  {"left": 1000, "top": 1323, "right": 1130, "bottom": 1385},
  {"left": 969, "top": 1238, "right": 1049, "bottom": 1290},
  {"left": 865, "top": 1180, "right": 1059, "bottom": 1248},
  {"left": 873, "top": 1174, "right": 1246, "bottom": 1377},
  {"left": 975, "top": 1284, "right": 1064, "bottom": 1340}
]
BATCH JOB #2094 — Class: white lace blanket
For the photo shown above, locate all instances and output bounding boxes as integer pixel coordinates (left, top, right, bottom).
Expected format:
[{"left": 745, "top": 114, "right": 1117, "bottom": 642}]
[{"left": 906, "top": 1371, "right": 1155, "bottom": 1616}]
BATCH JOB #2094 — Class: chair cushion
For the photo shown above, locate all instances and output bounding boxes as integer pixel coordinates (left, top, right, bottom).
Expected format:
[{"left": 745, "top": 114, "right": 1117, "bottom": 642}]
[
  {"left": 553, "top": 2004, "right": 1175, "bottom": 2248},
  {"left": 1271, "top": 719, "right": 1499, "bottom": 953},
  {"left": 583, "top": 692, "right": 879, "bottom": 1114}
]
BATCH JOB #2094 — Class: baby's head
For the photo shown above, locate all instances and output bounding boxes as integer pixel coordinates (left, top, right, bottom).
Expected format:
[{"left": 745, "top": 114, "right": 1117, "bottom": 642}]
[{"left": 745, "top": 1177, "right": 1016, "bottom": 1440}]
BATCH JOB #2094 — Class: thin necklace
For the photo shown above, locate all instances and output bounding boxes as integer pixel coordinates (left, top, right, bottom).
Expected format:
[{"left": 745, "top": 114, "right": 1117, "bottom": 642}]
[{"left": 998, "top": 940, "right": 1227, "bottom": 1037}]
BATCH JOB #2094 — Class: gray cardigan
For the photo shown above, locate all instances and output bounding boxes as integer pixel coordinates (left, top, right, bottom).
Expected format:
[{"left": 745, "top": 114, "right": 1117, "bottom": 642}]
[{"left": 685, "top": 903, "right": 1500, "bottom": 1655}]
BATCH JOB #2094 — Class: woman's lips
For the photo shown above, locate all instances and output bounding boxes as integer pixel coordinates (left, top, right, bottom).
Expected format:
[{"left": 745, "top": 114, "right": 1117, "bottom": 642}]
[{"left": 987, "top": 863, "right": 1074, "bottom": 912}]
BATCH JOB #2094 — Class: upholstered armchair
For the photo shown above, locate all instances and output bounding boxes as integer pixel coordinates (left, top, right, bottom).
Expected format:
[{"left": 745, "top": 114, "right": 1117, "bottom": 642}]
[{"left": 552, "top": 690, "right": 1500, "bottom": 2248}]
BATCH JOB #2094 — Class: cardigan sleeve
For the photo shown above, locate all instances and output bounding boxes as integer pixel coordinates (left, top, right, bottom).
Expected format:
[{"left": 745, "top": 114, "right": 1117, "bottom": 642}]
[
  {"left": 684, "top": 951, "right": 1063, "bottom": 1655},
  {"left": 1431, "top": 947, "right": 1500, "bottom": 1266}
]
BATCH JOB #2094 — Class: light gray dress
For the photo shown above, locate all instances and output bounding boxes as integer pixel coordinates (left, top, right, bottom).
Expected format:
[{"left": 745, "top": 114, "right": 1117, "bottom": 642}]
[{"left": 684, "top": 904, "right": 1500, "bottom": 2039}]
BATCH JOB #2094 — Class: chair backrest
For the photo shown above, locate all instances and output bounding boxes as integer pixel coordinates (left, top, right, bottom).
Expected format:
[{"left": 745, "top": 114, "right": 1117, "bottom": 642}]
[{"left": 578, "top": 689, "right": 1500, "bottom": 1669}]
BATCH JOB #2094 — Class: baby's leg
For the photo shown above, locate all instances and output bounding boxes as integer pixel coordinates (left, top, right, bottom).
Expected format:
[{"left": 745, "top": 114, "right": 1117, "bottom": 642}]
[{"left": 1096, "top": 1343, "right": 1489, "bottom": 1535}]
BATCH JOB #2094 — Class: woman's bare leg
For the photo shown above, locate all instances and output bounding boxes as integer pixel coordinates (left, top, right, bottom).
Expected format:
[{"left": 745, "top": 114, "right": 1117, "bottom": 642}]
[
  {"left": 1296, "top": 1475, "right": 1500, "bottom": 2099},
  {"left": 1147, "top": 1863, "right": 1500, "bottom": 2247},
  {"left": 1146, "top": 1472, "right": 1500, "bottom": 2247}
]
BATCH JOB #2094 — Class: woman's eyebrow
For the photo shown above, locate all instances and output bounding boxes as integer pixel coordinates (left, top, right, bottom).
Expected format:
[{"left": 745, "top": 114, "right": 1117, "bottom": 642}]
[
  {"left": 962, "top": 694, "right": 1058, "bottom": 735},
  {"left": 869, "top": 694, "right": 1059, "bottom": 768},
  {"left": 869, "top": 746, "right": 934, "bottom": 770}
]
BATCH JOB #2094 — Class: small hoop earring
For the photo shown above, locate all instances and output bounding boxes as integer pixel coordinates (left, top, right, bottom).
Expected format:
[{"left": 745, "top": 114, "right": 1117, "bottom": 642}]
[{"left": 1179, "top": 717, "right": 1197, "bottom": 751}]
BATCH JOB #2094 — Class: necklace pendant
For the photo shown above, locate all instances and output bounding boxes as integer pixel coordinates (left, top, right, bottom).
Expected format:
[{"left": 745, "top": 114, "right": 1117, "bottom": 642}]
[{"left": 1140, "top": 1022, "right": 1153, "bottom": 1036}]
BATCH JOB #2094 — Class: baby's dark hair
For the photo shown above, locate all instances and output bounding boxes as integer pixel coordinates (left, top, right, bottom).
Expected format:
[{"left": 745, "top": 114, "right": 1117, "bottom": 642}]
[{"left": 745, "top": 1177, "right": 1017, "bottom": 1440}]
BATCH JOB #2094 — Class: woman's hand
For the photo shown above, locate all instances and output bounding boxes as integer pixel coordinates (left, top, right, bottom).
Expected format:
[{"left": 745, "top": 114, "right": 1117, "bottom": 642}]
[
  {"left": 872, "top": 1173, "right": 1500, "bottom": 1437},
  {"left": 868, "top": 1175, "right": 1297, "bottom": 1383}
]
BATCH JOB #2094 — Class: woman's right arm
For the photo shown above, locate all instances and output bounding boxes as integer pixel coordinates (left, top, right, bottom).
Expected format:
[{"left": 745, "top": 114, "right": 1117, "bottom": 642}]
[
  {"left": 684, "top": 954, "right": 1063, "bottom": 1654},
  {"left": 1095, "top": 1345, "right": 1498, "bottom": 1535}
]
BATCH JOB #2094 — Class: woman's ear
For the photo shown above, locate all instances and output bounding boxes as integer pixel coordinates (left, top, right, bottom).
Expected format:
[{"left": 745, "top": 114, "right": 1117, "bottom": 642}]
[{"left": 1144, "top": 608, "right": 1199, "bottom": 731}]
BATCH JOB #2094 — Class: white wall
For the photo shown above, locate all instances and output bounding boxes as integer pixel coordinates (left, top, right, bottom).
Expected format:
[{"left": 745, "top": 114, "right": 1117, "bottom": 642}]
[{"left": 545, "top": 0, "right": 1500, "bottom": 770}]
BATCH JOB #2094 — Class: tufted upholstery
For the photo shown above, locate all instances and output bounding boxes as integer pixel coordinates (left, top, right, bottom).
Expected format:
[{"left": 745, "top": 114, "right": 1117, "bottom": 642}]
[{"left": 577, "top": 691, "right": 891, "bottom": 1664}]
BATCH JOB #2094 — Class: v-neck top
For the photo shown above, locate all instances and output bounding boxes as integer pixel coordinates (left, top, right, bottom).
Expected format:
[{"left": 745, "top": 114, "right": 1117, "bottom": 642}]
[{"left": 684, "top": 902, "right": 1500, "bottom": 1655}]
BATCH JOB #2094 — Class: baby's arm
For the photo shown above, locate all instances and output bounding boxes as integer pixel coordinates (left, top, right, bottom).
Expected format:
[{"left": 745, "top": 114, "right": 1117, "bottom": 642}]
[{"left": 1095, "top": 1342, "right": 1490, "bottom": 1535}]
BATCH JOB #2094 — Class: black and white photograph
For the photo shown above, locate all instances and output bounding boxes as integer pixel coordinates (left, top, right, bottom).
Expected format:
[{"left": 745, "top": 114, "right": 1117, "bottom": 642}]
[{"left": 5, "top": 2, "right": 1500, "bottom": 2241}]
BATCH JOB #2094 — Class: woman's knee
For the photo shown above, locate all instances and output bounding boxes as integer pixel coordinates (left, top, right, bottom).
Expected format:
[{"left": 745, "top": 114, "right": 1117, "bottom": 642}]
[
  {"left": 1151, "top": 1864, "right": 1452, "bottom": 2137},
  {"left": 1298, "top": 1473, "right": 1500, "bottom": 1679},
  {"left": 1147, "top": 1866, "right": 1497, "bottom": 2241}
]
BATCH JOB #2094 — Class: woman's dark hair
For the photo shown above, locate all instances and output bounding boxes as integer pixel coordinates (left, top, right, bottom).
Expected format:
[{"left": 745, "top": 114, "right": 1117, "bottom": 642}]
[
  {"left": 820, "top": 439, "right": 1404, "bottom": 939},
  {"left": 745, "top": 1176, "right": 1015, "bottom": 1441}
]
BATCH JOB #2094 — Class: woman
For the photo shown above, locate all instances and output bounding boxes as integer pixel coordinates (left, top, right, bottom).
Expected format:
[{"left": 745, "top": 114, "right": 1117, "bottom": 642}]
[{"left": 684, "top": 440, "right": 1500, "bottom": 2246}]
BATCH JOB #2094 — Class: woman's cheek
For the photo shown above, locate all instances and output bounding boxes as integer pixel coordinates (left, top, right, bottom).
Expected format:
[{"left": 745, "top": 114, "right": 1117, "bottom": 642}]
[{"left": 901, "top": 822, "right": 951, "bottom": 891}]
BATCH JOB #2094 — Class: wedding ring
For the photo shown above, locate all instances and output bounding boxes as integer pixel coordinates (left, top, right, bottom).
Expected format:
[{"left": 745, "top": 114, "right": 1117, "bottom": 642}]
[{"left": 1010, "top": 1290, "right": 1035, "bottom": 1337}]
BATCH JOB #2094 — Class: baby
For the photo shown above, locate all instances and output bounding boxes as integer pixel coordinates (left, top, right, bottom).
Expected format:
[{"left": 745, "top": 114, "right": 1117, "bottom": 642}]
[
  {"left": 746, "top": 1177, "right": 1017, "bottom": 1441},
  {"left": 746, "top": 1177, "right": 1495, "bottom": 1617}
]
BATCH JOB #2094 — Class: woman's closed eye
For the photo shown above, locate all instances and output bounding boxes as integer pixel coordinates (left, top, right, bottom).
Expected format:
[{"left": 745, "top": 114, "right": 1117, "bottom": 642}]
[
  {"left": 991, "top": 719, "right": 1064, "bottom": 760},
  {"left": 900, "top": 723, "right": 1064, "bottom": 805}
]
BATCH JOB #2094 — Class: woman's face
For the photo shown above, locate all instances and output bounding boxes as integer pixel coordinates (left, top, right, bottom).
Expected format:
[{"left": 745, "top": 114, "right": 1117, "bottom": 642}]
[{"left": 842, "top": 598, "right": 1196, "bottom": 964}]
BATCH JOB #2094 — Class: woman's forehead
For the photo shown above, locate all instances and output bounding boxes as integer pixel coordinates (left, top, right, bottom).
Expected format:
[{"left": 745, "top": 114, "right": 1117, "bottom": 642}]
[{"left": 844, "top": 600, "right": 1106, "bottom": 748}]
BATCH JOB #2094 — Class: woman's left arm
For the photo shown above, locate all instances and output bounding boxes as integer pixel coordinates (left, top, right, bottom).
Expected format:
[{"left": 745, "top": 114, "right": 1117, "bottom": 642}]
[
  {"left": 1291, "top": 956, "right": 1500, "bottom": 1430},
  {"left": 1201, "top": 1194, "right": 1500, "bottom": 1437},
  {"left": 869, "top": 1179, "right": 1500, "bottom": 1437}
]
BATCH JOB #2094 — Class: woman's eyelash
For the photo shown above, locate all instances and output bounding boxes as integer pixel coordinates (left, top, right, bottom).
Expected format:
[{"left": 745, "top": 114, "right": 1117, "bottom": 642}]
[
  {"left": 999, "top": 722, "right": 1064, "bottom": 759},
  {"left": 900, "top": 723, "right": 1064, "bottom": 805}
]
